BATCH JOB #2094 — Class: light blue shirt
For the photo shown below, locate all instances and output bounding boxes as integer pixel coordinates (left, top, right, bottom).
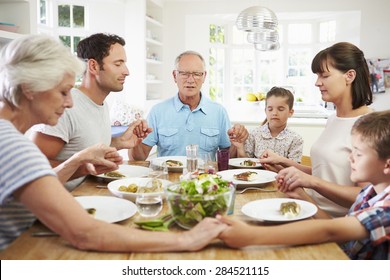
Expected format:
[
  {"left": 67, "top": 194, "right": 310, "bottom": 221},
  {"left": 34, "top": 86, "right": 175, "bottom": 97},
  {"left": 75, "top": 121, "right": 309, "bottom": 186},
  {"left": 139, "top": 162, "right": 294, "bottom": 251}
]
[{"left": 143, "top": 93, "right": 231, "bottom": 157}]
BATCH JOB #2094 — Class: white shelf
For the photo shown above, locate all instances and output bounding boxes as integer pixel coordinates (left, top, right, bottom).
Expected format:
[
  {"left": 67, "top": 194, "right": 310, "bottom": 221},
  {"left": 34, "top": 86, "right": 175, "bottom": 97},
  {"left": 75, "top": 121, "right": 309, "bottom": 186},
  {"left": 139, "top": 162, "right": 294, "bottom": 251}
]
[
  {"left": 145, "top": 0, "right": 163, "bottom": 101},
  {"left": 146, "top": 37, "right": 162, "bottom": 46},
  {"left": 146, "top": 16, "right": 162, "bottom": 27},
  {"left": 147, "top": 80, "right": 163, "bottom": 84},
  {"left": 0, "top": 30, "right": 22, "bottom": 43},
  {"left": 146, "top": 58, "right": 162, "bottom": 64}
]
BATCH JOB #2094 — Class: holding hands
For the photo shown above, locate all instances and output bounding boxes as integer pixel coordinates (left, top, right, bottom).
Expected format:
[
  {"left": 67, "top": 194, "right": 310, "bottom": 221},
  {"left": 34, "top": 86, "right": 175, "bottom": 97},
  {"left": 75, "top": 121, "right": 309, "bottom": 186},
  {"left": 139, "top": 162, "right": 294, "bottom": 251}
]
[
  {"left": 228, "top": 124, "right": 248, "bottom": 144},
  {"left": 259, "top": 149, "right": 286, "bottom": 172},
  {"left": 112, "top": 119, "right": 153, "bottom": 150}
]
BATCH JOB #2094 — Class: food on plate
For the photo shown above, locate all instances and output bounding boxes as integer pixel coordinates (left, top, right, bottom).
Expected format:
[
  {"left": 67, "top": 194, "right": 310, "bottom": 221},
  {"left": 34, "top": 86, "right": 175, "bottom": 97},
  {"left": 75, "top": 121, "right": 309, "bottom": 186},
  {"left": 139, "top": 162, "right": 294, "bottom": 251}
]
[
  {"left": 280, "top": 201, "right": 301, "bottom": 218},
  {"left": 118, "top": 179, "right": 163, "bottom": 193},
  {"left": 134, "top": 213, "right": 175, "bottom": 231},
  {"left": 233, "top": 171, "right": 258, "bottom": 181},
  {"left": 165, "top": 159, "right": 183, "bottom": 167},
  {"left": 240, "top": 159, "right": 257, "bottom": 167},
  {"left": 103, "top": 170, "right": 126, "bottom": 178},
  {"left": 197, "top": 173, "right": 221, "bottom": 180},
  {"left": 86, "top": 208, "right": 96, "bottom": 217},
  {"left": 165, "top": 174, "right": 234, "bottom": 229}
]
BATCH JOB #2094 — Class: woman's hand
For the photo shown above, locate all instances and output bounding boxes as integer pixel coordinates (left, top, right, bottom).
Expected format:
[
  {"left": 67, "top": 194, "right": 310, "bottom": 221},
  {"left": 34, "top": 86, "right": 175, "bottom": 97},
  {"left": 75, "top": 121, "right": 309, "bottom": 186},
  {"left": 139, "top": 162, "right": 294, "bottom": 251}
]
[
  {"left": 276, "top": 166, "right": 315, "bottom": 193},
  {"left": 259, "top": 149, "right": 286, "bottom": 172},
  {"left": 217, "top": 215, "right": 254, "bottom": 248},
  {"left": 181, "top": 218, "right": 228, "bottom": 251}
]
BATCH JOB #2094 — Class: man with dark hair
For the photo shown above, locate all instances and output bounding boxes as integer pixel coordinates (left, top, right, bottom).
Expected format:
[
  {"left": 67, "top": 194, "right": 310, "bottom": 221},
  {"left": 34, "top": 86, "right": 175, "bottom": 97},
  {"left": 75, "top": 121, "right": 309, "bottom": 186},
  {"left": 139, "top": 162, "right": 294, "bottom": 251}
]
[{"left": 30, "top": 33, "right": 151, "bottom": 190}]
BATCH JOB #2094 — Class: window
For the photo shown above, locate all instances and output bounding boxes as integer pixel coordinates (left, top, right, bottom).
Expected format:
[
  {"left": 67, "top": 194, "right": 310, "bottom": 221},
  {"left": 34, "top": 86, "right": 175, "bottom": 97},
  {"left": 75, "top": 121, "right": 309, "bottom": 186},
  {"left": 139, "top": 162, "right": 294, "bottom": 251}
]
[
  {"left": 58, "top": 4, "right": 84, "bottom": 28},
  {"left": 39, "top": 0, "right": 48, "bottom": 25},
  {"left": 207, "top": 13, "right": 352, "bottom": 107},
  {"left": 57, "top": 4, "right": 85, "bottom": 53},
  {"left": 37, "top": 1, "right": 87, "bottom": 54},
  {"left": 209, "top": 24, "right": 226, "bottom": 102}
]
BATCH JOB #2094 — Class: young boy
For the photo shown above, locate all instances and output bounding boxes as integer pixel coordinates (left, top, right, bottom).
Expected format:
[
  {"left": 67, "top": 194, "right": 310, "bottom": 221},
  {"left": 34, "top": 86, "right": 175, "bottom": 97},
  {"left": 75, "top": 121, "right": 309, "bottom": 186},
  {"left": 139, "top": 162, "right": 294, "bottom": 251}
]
[
  {"left": 218, "top": 110, "right": 390, "bottom": 260},
  {"left": 233, "top": 87, "right": 303, "bottom": 165}
]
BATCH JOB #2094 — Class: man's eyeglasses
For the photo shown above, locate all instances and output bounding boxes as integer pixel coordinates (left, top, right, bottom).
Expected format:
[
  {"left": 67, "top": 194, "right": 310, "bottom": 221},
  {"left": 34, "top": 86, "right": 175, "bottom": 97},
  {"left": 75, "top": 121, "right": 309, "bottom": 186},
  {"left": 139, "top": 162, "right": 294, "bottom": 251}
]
[{"left": 176, "top": 71, "right": 205, "bottom": 80}]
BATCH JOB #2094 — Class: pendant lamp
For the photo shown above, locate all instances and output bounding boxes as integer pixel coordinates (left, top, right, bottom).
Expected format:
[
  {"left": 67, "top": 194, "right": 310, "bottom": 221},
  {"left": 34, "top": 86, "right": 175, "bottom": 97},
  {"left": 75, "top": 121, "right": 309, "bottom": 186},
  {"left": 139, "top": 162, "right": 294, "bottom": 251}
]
[{"left": 236, "top": 6, "right": 280, "bottom": 51}]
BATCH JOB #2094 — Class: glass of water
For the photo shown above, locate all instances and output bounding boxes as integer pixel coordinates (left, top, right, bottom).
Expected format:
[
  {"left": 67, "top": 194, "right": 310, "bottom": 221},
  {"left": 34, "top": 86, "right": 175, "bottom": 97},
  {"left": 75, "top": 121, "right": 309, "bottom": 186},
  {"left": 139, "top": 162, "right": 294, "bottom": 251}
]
[{"left": 135, "top": 194, "right": 163, "bottom": 217}]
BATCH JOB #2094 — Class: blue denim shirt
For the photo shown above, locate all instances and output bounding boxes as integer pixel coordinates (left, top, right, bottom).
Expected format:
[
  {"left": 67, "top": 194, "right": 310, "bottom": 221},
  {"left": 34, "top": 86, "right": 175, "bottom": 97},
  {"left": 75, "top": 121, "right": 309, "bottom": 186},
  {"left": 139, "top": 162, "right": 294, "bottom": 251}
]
[{"left": 143, "top": 93, "right": 231, "bottom": 157}]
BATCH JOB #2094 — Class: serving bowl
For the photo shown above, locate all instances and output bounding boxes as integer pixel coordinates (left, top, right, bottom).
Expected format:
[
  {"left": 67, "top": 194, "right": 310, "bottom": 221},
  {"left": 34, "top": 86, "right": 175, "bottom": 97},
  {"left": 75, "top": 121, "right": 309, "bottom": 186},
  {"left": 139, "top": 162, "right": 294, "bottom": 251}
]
[
  {"left": 164, "top": 175, "right": 235, "bottom": 229},
  {"left": 107, "top": 177, "right": 171, "bottom": 202}
]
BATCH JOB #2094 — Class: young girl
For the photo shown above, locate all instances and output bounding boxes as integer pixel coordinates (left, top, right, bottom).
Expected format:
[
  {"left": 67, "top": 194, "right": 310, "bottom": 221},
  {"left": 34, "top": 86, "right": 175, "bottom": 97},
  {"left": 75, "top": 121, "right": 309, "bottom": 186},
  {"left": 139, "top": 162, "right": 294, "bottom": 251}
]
[
  {"left": 219, "top": 110, "right": 390, "bottom": 260},
  {"left": 235, "top": 87, "right": 303, "bottom": 164}
]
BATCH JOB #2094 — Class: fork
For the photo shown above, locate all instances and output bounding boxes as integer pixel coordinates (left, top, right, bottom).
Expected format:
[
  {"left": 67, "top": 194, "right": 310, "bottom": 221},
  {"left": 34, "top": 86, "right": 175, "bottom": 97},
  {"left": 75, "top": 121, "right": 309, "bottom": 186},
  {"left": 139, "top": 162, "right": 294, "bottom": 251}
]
[{"left": 236, "top": 187, "right": 276, "bottom": 194}]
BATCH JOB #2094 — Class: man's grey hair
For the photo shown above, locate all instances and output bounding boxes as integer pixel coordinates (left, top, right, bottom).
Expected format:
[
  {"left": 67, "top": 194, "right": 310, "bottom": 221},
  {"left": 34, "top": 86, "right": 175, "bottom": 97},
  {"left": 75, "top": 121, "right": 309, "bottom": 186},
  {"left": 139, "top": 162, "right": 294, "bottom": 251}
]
[{"left": 174, "top": 50, "right": 206, "bottom": 70}]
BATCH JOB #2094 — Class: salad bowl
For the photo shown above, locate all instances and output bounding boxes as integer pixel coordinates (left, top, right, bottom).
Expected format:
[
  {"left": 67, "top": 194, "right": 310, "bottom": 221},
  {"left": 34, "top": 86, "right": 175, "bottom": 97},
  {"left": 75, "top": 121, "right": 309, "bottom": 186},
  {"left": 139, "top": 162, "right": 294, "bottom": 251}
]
[{"left": 164, "top": 175, "right": 235, "bottom": 229}]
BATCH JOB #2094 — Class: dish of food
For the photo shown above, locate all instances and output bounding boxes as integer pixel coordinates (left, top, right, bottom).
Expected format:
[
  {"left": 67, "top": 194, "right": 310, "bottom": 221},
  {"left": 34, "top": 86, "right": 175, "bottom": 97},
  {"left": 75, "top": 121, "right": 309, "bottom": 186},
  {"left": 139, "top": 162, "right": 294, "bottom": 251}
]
[
  {"left": 107, "top": 177, "right": 172, "bottom": 202},
  {"left": 74, "top": 196, "right": 137, "bottom": 223},
  {"left": 165, "top": 175, "right": 235, "bottom": 229},
  {"left": 217, "top": 169, "right": 277, "bottom": 186},
  {"left": 241, "top": 198, "right": 317, "bottom": 222},
  {"left": 280, "top": 201, "right": 301, "bottom": 218},
  {"left": 95, "top": 165, "right": 152, "bottom": 180},
  {"left": 233, "top": 171, "right": 258, "bottom": 181},
  {"left": 229, "top": 158, "right": 263, "bottom": 169},
  {"left": 150, "top": 156, "right": 188, "bottom": 172}
]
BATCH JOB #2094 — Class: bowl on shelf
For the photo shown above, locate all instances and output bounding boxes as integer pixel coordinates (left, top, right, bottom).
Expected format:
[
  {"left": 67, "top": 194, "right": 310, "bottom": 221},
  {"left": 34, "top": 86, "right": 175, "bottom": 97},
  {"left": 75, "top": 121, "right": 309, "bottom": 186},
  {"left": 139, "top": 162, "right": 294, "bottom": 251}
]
[
  {"left": 164, "top": 175, "right": 235, "bottom": 229},
  {"left": 0, "top": 22, "right": 19, "bottom": 33}
]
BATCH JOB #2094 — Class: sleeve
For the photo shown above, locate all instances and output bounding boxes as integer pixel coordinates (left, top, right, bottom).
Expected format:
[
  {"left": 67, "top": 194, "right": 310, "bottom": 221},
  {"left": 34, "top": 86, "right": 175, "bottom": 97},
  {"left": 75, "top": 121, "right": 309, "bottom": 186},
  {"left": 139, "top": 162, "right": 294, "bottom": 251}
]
[
  {"left": 355, "top": 207, "right": 390, "bottom": 246},
  {"left": 287, "top": 133, "right": 304, "bottom": 163},
  {"left": 31, "top": 110, "right": 73, "bottom": 143},
  {"left": 244, "top": 130, "right": 256, "bottom": 158},
  {"left": 0, "top": 133, "right": 56, "bottom": 204},
  {"left": 218, "top": 106, "right": 232, "bottom": 149}
]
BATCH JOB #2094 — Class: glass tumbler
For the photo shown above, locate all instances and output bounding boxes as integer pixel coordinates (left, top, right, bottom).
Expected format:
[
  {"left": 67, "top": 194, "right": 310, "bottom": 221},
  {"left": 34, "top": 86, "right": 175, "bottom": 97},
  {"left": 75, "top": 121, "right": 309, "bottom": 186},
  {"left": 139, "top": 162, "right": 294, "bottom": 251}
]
[
  {"left": 185, "top": 144, "right": 198, "bottom": 172},
  {"left": 136, "top": 194, "right": 163, "bottom": 217}
]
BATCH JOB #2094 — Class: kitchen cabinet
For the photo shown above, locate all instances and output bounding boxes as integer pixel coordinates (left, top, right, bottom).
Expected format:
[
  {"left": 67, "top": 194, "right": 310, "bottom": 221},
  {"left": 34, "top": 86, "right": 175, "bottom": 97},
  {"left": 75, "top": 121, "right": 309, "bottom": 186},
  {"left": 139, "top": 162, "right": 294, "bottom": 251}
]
[
  {"left": 145, "top": 0, "right": 164, "bottom": 100},
  {"left": 0, "top": 0, "right": 36, "bottom": 47}
]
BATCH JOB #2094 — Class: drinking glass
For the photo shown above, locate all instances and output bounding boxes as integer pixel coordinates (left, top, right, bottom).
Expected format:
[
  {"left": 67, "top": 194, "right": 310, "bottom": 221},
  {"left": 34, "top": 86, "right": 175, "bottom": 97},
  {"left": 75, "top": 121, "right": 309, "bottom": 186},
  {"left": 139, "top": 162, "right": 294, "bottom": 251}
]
[
  {"left": 136, "top": 194, "right": 163, "bottom": 217},
  {"left": 199, "top": 152, "right": 217, "bottom": 174},
  {"left": 148, "top": 160, "right": 168, "bottom": 180},
  {"left": 185, "top": 144, "right": 198, "bottom": 172},
  {"left": 216, "top": 149, "right": 230, "bottom": 171}
]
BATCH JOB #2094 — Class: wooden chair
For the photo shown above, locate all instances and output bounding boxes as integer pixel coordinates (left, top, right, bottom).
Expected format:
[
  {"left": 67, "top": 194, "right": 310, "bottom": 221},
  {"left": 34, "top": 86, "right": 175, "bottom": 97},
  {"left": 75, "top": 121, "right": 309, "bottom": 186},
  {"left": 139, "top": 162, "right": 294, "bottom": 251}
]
[{"left": 301, "top": 155, "right": 312, "bottom": 167}]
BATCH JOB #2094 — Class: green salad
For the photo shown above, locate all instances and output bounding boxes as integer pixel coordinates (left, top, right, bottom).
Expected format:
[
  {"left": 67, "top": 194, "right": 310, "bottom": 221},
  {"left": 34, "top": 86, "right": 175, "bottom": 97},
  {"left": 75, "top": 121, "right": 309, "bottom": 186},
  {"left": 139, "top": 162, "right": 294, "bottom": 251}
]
[{"left": 165, "top": 175, "right": 234, "bottom": 229}]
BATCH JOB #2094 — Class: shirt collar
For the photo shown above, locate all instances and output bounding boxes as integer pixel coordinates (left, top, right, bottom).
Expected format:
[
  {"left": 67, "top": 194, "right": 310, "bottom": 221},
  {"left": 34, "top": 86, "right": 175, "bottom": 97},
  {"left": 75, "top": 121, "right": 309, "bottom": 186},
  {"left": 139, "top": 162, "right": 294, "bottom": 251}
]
[
  {"left": 173, "top": 92, "right": 207, "bottom": 115},
  {"left": 261, "top": 124, "right": 289, "bottom": 139}
]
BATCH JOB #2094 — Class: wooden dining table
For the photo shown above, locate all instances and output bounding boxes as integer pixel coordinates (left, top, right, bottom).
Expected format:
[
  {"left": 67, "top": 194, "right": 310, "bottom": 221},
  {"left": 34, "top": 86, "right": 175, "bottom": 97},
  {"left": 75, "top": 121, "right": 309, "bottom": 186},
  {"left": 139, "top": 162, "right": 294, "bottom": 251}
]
[{"left": 0, "top": 161, "right": 349, "bottom": 260}]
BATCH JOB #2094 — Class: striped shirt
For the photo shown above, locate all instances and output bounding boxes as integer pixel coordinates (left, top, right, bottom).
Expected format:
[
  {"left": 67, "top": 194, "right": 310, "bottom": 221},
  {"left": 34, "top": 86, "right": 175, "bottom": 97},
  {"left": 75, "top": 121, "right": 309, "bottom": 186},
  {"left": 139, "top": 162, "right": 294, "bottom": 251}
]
[
  {"left": 343, "top": 184, "right": 390, "bottom": 259},
  {"left": 0, "top": 119, "right": 56, "bottom": 250}
]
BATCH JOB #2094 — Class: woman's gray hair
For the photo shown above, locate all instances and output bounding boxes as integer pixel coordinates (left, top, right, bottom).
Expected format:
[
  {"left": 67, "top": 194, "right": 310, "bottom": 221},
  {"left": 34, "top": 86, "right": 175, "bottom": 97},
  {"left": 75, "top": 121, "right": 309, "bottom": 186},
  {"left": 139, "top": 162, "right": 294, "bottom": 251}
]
[{"left": 0, "top": 34, "right": 85, "bottom": 107}]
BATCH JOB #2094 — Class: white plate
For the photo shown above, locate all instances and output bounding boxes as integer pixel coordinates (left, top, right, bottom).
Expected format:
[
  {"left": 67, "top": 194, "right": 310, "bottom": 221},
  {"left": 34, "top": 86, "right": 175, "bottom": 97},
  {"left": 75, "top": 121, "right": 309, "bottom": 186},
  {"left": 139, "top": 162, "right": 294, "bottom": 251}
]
[
  {"left": 150, "top": 156, "right": 187, "bottom": 172},
  {"left": 241, "top": 198, "right": 318, "bottom": 222},
  {"left": 75, "top": 196, "right": 137, "bottom": 223},
  {"left": 95, "top": 165, "right": 152, "bottom": 180},
  {"left": 217, "top": 169, "right": 277, "bottom": 186},
  {"left": 229, "top": 158, "right": 263, "bottom": 169},
  {"left": 107, "top": 177, "right": 172, "bottom": 202}
]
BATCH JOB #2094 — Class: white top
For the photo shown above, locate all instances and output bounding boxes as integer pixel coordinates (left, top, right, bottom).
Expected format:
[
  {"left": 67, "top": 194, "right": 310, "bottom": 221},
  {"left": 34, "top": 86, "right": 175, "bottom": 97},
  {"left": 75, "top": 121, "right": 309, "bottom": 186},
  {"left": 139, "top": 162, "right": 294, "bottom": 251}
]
[
  {"left": 32, "top": 88, "right": 111, "bottom": 190},
  {"left": 308, "top": 113, "right": 361, "bottom": 217}
]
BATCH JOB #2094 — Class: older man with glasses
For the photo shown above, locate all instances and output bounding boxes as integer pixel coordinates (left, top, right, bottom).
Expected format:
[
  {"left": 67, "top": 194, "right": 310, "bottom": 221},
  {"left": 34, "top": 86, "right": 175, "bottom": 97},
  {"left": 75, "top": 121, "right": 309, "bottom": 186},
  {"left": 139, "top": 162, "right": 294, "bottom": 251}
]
[{"left": 130, "top": 50, "right": 248, "bottom": 161}]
